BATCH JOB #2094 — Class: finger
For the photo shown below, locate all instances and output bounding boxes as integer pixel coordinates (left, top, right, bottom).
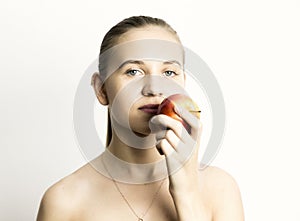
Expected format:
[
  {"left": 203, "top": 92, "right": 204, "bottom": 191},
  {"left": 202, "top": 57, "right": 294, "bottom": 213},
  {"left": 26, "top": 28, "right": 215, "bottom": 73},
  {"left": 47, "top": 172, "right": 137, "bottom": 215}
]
[
  {"left": 155, "top": 129, "right": 181, "bottom": 151},
  {"left": 151, "top": 115, "right": 189, "bottom": 141},
  {"left": 149, "top": 119, "right": 163, "bottom": 133},
  {"left": 155, "top": 129, "right": 168, "bottom": 140},
  {"left": 156, "top": 138, "right": 175, "bottom": 156}
]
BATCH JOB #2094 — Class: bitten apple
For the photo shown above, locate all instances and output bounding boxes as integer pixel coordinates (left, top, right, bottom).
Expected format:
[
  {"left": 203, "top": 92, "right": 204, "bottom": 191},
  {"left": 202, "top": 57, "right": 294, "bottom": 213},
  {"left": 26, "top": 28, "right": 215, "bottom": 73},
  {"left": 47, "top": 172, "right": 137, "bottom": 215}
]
[{"left": 156, "top": 94, "right": 201, "bottom": 134}]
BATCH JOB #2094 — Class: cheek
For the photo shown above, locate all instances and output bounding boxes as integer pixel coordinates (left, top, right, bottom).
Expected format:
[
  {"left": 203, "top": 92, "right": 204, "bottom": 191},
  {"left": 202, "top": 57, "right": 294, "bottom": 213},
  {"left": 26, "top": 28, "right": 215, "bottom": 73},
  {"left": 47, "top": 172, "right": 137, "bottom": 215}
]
[
  {"left": 106, "top": 88, "right": 117, "bottom": 105},
  {"left": 105, "top": 80, "right": 125, "bottom": 105},
  {"left": 170, "top": 75, "right": 185, "bottom": 89},
  {"left": 109, "top": 81, "right": 142, "bottom": 128},
  {"left": 178, "top": 74, "right": 186, "bottom": 85},
  {"left": 106, "top": 75, "right": 143, "bottom": 104}
]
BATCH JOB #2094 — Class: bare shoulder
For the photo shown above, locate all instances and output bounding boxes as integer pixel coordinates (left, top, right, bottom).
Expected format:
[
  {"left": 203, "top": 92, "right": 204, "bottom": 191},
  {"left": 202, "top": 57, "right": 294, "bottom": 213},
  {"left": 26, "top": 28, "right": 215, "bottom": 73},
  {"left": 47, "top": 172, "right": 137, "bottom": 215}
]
[
  {"left": 37, "top": 163, "right": 100, "bottom": 221},
  {"left": 199, "top": 166, "right": 240, "bottom": 189},
  {"left": 199, "top": 166, "right": 245, "bottom": 221}
]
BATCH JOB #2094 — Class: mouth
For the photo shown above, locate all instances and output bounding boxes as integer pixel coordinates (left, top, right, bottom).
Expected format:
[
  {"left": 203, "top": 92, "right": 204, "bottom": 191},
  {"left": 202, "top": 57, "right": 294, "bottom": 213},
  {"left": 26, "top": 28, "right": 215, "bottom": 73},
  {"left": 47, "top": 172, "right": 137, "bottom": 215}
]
[{"left": 138, "top": 104, "right": 160, "bottom": 114}]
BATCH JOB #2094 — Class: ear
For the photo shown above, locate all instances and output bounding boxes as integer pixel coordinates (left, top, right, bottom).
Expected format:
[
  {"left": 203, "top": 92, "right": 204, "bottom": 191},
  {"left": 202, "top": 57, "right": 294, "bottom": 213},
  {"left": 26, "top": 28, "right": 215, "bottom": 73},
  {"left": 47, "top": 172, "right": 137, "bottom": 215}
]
[{"left": 91, "top": 72, "right": 109, "bottom": 105}]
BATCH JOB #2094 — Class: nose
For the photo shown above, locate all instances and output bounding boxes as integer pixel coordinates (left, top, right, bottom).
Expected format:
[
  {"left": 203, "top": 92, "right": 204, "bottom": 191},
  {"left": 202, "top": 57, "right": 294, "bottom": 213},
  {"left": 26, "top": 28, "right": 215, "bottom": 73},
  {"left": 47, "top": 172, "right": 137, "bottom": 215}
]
[{"left": 142, "top": 75, "right": 163, "bottom": 97}]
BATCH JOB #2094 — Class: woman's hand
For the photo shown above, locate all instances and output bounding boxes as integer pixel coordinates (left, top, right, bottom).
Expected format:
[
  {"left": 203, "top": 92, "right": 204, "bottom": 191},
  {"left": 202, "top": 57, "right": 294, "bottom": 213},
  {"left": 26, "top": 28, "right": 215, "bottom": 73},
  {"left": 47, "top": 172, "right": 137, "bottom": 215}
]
[{"left": 150, "top": 105, "right": 207, "bottom": 220}]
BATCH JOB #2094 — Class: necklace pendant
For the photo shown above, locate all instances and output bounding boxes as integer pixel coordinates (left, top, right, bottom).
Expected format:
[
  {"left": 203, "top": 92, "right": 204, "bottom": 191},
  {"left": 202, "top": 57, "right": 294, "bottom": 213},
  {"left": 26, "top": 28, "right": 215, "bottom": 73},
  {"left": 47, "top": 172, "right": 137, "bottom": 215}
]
[{"left": 138, "top": 218, "right": 143, "bottom": 221}]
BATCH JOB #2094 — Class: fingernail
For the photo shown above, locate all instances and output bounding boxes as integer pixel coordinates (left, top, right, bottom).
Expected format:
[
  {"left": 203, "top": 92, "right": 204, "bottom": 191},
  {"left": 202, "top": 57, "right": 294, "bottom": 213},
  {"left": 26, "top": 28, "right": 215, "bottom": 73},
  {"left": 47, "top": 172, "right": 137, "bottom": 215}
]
[{"left": 150, "top": 117, "right": 157, "bottom": 124}]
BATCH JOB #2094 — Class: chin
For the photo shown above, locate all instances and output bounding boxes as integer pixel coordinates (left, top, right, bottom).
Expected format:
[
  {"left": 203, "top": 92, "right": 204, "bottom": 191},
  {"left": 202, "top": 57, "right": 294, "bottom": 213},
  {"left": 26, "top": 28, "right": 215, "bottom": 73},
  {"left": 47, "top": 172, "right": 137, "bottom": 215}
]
[
  {"left": 133, "top": 131, "right": 149, "bottom": 137},
  {"left": 131, "top": 126, "right": 152, "bottom": 137},
  {"left": 129, "top": 115, "right": 153, "bottom": 137},
  {"left": 132, "top": 128, "right": 151, "bottom": 137}
]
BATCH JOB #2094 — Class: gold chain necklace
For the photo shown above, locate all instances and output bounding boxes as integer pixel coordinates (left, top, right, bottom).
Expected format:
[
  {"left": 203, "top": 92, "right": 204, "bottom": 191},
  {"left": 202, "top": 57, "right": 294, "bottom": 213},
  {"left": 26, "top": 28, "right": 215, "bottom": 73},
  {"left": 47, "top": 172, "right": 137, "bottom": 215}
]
[{"left": 101, "top": 155, "right": 165, "bottom": 221}]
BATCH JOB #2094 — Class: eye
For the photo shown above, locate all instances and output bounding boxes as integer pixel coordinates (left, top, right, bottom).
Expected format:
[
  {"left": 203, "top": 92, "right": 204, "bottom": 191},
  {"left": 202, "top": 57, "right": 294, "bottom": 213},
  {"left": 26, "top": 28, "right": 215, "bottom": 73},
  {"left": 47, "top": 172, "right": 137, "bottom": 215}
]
[
  {"left": 125, "top": 69, "right": 143, "bottom": 76},
  {"left": 163, "top": 70, "right": 177, "bottom": 77}
]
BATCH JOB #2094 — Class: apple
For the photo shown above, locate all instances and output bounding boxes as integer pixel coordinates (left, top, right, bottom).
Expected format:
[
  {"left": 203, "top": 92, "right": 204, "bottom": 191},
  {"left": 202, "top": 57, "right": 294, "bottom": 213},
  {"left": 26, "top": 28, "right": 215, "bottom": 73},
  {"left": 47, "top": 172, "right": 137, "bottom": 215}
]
[{"left": 156, "top": 94, "right": 201, "bottom": 134}]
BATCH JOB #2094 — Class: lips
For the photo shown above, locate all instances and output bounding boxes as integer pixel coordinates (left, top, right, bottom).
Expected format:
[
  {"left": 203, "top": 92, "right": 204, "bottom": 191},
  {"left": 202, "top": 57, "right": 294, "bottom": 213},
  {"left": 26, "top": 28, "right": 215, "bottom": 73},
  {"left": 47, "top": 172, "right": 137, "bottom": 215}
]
[{"left": 138, "top": 104, "right": 160, "bottom": 114}]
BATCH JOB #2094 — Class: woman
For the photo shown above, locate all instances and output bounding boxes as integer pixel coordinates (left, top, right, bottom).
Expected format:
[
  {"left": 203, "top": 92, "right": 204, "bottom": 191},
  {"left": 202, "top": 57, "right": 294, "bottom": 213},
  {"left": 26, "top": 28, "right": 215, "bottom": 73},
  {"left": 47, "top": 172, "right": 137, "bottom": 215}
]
[{"left": 37, "top": 16, "right": 244, "bottom": 221}]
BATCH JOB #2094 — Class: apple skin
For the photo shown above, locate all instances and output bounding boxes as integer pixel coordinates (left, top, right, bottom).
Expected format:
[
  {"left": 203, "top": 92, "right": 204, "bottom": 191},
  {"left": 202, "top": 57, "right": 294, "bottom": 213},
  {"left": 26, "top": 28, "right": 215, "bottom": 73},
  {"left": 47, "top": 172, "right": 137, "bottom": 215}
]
[{"left": 156, "top": 94, "right": 200, "bottom": 134}]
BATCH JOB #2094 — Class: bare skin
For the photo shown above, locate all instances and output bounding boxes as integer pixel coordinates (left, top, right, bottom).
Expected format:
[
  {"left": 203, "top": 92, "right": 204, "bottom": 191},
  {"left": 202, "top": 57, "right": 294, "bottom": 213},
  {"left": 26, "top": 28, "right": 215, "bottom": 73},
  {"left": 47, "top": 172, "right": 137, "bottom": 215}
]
[
  {"left": 37, "top": 161, "right": 243, "bottom": 221},
  {"left": 37, "top": 26, "right": 244, "bottom": 221}
]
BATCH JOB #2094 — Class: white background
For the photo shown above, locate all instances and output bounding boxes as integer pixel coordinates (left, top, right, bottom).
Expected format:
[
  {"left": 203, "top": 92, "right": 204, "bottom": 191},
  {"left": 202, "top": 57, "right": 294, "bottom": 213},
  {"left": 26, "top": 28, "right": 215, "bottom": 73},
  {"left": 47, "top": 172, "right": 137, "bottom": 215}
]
[{"left": 1, "top": 0, "right": 299, "bottom": 220}]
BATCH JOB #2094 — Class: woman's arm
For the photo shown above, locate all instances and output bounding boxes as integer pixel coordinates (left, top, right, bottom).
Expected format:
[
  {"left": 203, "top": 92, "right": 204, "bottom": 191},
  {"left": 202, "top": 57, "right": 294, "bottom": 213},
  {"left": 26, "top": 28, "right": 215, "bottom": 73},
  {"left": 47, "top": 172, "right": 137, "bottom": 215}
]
[
  {"left": 150, "top": 105, "right": 209, "bottom": 220},
  {"left": 150, "top": 105, "right": 244, "bottom": 221}
]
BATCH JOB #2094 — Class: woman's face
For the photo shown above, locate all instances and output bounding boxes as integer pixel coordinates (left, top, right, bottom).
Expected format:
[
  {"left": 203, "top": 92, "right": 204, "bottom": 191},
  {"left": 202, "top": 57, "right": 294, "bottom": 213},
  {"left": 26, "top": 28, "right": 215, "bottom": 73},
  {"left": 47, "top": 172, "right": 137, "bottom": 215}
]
[{"left": 100, "top": 26, "right": 186, "bottom": 136}]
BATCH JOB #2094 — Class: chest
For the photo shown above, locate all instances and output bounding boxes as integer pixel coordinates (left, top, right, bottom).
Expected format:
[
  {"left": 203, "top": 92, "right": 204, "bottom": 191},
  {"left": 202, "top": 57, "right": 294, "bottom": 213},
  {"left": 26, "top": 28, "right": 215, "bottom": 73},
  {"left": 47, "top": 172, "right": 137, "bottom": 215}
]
[
  {"left": 78, "top": 192, "right": 178, "bottom": 221},
  {"left": 74, "top": 179, "right": 212, "bottom": 221}
]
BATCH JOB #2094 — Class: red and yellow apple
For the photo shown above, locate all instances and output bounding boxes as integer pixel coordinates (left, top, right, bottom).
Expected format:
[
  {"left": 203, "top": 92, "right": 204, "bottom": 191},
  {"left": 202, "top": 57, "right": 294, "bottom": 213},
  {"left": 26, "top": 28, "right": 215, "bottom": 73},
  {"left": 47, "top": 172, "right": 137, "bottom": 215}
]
[{"left": 156, "top": 94, "right": 201, "bottom": 134}]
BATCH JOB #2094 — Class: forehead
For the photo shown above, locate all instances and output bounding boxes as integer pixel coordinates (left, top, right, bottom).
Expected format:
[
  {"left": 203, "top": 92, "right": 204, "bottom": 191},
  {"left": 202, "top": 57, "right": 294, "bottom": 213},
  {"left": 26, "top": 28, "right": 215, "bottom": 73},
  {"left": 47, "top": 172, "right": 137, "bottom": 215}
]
[
  {"left": 117, "top": 25, "right": 180, "bottom": 44},
  {"left": 99, "top": 39, "right": 184, "bottom": 81}
]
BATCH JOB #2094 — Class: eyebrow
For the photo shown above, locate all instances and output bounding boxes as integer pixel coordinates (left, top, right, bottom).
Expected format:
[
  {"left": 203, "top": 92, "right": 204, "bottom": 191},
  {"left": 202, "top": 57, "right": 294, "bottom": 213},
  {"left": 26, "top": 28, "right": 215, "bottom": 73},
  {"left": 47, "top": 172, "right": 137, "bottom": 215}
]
[
  {"left": 118, "top": 60, "right": 144, "bottom": 69},
  {"left": 118, "top": 59, "right": 182, "bottom": 69},
  {"left": 163, "top": 60, "right": 182, "bottom": 67}
]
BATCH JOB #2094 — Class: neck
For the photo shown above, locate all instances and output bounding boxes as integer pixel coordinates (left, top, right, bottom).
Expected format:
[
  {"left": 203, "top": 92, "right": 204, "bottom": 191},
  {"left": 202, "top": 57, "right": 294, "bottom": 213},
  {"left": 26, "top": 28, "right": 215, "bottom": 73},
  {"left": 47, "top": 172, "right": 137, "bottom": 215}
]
[
  {"left": 107, "top": 130, "right": 164, "bottom": 164},
  {"left": 98, "top": 132, "right": 168, "bottom": 184}
]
